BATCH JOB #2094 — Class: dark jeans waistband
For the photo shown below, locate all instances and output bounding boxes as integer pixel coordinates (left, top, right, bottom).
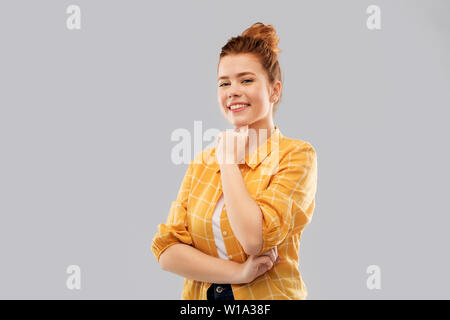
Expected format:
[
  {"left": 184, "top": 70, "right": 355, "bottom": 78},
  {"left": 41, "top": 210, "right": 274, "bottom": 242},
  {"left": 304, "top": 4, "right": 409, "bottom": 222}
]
[{"left": 207, "top": 283, "right": 235, "bottom": 300}]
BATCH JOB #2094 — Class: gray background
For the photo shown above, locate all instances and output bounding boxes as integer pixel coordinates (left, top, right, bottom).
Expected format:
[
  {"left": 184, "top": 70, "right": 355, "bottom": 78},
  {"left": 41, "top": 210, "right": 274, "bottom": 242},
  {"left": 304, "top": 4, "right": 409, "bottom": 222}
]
[{"left": 0, "top": 0, "right": 449, "bottom": 299}]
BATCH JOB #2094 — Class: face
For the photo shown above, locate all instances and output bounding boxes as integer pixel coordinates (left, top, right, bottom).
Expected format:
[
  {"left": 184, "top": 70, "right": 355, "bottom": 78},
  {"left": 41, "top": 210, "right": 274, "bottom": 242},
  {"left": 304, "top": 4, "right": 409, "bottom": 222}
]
[{"left": 217, "top": 53, "right": 280, "bottom": 130}]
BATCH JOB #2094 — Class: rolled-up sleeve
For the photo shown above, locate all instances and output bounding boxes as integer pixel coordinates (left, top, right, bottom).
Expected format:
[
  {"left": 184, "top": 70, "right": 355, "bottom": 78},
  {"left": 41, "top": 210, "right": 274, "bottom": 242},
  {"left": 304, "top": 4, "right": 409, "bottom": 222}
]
[
  {"left": 151, "top": 158, "right": 195, "bottom": 263},
  {"left": 255, "top": 143, "right": 318, "bottom": 255}
]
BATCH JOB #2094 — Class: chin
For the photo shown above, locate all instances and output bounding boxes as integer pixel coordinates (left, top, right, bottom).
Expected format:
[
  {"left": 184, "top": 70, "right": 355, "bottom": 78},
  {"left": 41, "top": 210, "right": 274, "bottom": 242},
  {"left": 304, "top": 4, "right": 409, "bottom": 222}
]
[{"left": 231, "top": 120, "right": 249, "bottom": 127}]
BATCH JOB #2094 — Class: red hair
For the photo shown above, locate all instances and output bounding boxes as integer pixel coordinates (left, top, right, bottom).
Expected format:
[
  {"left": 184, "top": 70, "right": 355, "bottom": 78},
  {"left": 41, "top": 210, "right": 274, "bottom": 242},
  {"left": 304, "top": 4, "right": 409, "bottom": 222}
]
[{"left": 218, "top": 22, "right": 283, "bottom": 113}]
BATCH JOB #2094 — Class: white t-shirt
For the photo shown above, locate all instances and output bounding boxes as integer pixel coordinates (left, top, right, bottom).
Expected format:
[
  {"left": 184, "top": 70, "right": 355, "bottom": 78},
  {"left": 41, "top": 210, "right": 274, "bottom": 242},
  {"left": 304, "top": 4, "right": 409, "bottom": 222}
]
[{"left": 212, "top": 193, "right": 229, "bottom": 260}]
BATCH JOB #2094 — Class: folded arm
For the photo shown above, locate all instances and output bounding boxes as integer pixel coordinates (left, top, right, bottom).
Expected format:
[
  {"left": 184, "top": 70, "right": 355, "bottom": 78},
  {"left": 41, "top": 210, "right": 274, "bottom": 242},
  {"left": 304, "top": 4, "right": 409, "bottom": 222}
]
[{"left": 158, "top": 243, "right": 243, "bottom": 284}]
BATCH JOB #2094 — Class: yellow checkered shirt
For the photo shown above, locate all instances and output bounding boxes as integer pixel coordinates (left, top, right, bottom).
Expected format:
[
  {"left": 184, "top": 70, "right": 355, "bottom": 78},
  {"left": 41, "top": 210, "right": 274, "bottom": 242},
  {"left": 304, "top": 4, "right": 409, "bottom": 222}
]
[{"left": 151, "top": 126, "right": 318, "bottom": 300}]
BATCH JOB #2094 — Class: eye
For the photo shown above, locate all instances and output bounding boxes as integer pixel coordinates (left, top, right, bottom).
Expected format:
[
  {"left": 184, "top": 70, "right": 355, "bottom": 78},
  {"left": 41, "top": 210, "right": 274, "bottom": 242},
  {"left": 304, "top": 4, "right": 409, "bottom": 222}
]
[{"left": 219, "top": 79, "right": 253, "bottom": 87}]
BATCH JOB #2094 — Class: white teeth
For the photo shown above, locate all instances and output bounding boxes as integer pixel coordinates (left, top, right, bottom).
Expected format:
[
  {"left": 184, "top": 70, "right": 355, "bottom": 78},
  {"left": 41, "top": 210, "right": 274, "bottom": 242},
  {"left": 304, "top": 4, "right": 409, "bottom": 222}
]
[{"left": 229, "top": 104, "right": 249, "bottom": 110}]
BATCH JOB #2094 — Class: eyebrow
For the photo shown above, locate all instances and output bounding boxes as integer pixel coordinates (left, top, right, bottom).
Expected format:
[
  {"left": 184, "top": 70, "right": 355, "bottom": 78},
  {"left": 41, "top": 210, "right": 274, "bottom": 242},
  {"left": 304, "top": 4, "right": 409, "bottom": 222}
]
[{"left": 218, "top": 72, "right": 256, "bottom": 82}]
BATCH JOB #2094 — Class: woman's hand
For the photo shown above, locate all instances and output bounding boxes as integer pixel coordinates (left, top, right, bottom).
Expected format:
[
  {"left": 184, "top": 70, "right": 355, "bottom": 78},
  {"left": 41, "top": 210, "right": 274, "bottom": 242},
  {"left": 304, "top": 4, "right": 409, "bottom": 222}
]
[
  {"left": 216, "top": 125, "right": 249, "bottom": 165},
  {"left": 235, "top": 247, "right": 281, "bottom": 284}
]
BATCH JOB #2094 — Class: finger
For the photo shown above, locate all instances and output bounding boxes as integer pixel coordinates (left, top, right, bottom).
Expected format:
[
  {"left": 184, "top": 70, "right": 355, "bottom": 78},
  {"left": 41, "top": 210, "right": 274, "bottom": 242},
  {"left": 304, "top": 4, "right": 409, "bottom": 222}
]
[
  {"left": 266, "top": 259, "right": 274, "bottom": 270},
  {"left": 260, "top": 248, "right": 276, "bottom": 263},
  {"left": 261, "top": 256, "right": 273, "bottom": 269},
  {"left": 259, "top": 251, "right": 273, "bottom": 263},
  {"left": 256, "top": 264, "right": 268, "bottom": 278},
  {"left": 268, "top": 249, "right": 276, "bottom": 263},
  {"left": 256, "top": 257, "right": 273, "bottom": 278},
  {"left": 256, "top": 255, "right": 271, "bottom": 266},
  {"left": 271, "top": 247, "right": 277, "bottom": 263}
]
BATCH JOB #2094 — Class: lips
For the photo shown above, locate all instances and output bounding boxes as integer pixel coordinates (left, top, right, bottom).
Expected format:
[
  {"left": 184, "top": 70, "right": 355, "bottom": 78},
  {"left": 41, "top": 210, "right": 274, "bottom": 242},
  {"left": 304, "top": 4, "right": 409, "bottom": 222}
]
[
  {"left": 228, "top": 102, "right": 250, "bottom": 107},
  {"left": 227, "top": 102, "right": 250, "bottom": 110}
]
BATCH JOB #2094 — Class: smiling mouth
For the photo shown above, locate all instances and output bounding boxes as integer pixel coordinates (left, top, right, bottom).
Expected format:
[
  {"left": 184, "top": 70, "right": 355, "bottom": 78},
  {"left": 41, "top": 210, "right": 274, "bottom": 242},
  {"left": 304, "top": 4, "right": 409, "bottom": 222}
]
[{"left": 228, "top": 103, "right": 250, "bottom": 111}]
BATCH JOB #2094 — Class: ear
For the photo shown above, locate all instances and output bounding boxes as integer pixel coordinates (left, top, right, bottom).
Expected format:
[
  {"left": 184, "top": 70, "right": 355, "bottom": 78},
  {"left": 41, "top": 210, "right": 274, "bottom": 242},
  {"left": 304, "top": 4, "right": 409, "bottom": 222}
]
[{"left": 270, "top": 80, "right": 282, "bottom": 102}]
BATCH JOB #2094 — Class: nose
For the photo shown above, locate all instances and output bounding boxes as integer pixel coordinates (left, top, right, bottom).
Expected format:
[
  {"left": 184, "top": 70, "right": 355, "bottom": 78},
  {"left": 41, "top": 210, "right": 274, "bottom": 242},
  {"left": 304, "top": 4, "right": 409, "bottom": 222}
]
[{"left": 227, "top": 82, "right": 243, "bottom": 98}]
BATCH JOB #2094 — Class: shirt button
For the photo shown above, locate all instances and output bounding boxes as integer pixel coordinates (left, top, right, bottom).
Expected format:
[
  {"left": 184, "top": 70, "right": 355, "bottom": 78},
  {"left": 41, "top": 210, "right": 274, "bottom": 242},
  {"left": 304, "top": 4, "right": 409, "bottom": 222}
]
[{"left": 222, "top": 231, "right": 227, "bottom": 236}]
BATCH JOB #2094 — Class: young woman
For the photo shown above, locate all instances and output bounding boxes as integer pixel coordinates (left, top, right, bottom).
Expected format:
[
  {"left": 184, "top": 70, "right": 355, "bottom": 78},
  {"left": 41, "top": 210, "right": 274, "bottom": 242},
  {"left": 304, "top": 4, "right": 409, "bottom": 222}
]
[{"left": 152, "top": 22, "right": 318, "bottom": 300}]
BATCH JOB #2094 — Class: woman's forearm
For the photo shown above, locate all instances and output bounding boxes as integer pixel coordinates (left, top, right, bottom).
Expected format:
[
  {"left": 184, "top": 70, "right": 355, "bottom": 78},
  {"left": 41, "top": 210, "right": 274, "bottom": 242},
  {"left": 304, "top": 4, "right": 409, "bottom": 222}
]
[
  {"left": 220, "top": 163, "right": 263, "bottom": 255},
  {"left": 158, "top": 243, "right": 244, "bottom": 284}
]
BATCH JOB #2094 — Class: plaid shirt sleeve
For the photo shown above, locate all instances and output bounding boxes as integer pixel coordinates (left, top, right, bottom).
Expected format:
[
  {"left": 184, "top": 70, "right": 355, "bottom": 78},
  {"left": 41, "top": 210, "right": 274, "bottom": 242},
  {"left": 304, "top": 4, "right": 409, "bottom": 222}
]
[
  {"left": 255, "top": 143, "right": 318, "bottom": 256},
  {"left": 151, "top": 156, "right": 196, "bottom": 263}
]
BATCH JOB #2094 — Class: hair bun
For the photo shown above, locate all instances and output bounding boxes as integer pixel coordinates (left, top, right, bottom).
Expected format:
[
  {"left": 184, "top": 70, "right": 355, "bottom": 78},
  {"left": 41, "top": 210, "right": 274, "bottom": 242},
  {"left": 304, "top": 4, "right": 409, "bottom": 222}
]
[{"left": 241, "top": 22, "right": 281, "bottom": 55}]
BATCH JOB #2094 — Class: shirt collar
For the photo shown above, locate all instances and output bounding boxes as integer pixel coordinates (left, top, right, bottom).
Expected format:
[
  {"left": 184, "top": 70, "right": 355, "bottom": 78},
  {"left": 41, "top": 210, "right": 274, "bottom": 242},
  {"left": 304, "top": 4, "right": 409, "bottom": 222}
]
[{"left": 207, "top": 125, "right": 282, "bottom": 173}]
